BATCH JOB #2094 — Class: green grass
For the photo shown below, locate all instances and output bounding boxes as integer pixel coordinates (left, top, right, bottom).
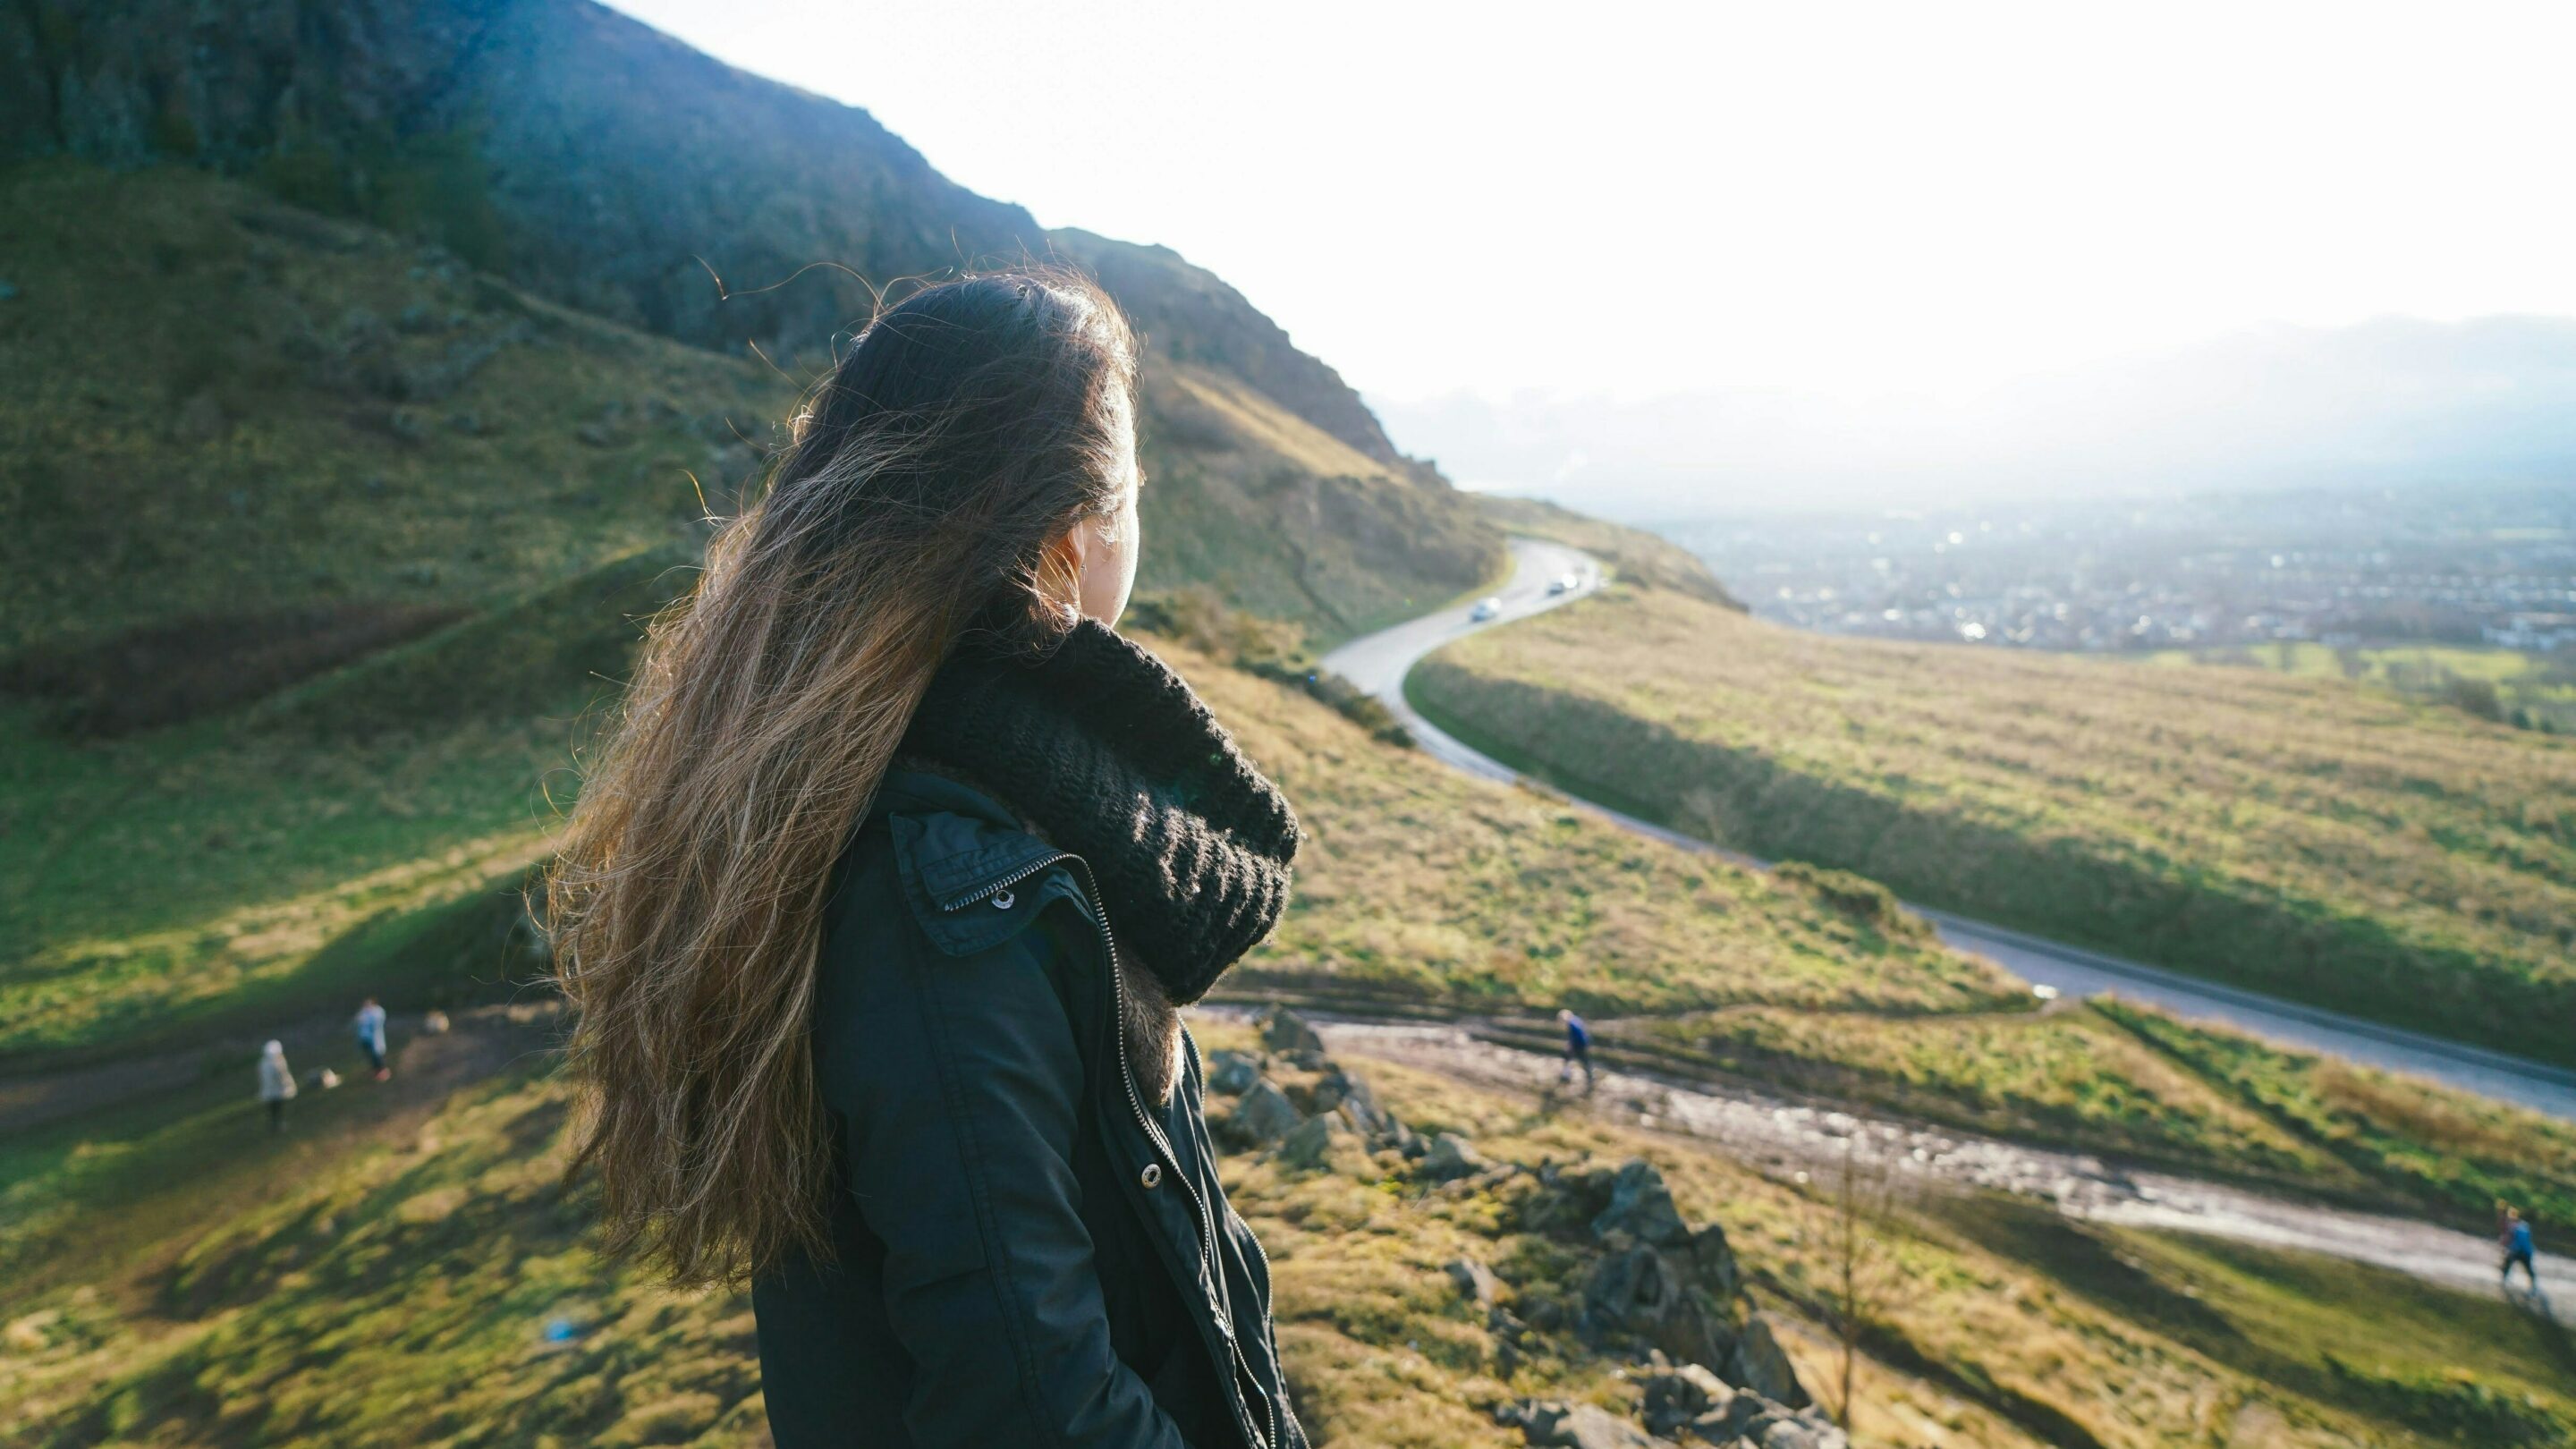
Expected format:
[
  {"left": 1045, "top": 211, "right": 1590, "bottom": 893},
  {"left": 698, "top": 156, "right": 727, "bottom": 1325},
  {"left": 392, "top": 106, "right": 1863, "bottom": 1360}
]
[
  {"left": 2146, "top": 640, "right": 2576, "bottom": 733},
  {"left": 1412, "top": 584, "right": 2576, "bottom": 1068},
  {"left": 11, "top": 1013, "right": 2563, "bottom": 1449},
  {"left": 0, "top": 545, "right": 690, "bottom": 1064}
]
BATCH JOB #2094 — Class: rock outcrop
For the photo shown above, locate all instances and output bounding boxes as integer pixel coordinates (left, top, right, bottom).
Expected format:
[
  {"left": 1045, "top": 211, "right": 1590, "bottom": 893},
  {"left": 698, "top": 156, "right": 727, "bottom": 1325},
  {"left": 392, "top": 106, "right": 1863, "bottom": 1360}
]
[{"left": 1200, "top": 1014, "right": 1826, "bottom": 1449}]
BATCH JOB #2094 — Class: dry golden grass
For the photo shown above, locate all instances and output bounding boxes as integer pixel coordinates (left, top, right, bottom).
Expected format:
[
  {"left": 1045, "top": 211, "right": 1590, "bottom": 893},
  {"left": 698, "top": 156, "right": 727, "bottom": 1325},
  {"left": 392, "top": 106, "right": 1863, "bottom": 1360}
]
[{"left": 1414, "top": 586, "right": 2576, "bottom": 1065}]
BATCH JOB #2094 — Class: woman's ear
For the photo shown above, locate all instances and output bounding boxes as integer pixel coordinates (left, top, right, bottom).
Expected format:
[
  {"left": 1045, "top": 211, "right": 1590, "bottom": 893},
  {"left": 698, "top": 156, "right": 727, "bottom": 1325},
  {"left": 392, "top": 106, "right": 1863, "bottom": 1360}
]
[{"left": 1039, "top": 519, "right": 1089, "bottom": 614}]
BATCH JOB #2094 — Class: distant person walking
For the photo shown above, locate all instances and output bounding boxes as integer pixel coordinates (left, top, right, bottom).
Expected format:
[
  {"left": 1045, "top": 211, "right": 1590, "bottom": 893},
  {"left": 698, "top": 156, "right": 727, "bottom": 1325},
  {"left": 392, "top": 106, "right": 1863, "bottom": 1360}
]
[
  {"left": 2501, "top": 1206, "right": 2539, "bottom": 1292},
  {"left": 1558, "top": 1008, "right": 1597, "bottom": 1089},
  {"left": 354, "top": 997, "right": 390, "bottom": 1080},
  {"left": 257, "top": 1040, "right": 297, "bottom": 1132}
]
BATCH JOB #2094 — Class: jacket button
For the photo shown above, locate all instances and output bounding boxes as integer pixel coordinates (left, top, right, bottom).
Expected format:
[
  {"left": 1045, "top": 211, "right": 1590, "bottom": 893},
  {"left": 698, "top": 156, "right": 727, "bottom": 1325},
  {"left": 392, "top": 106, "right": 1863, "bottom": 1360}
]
[{"left": 1140, "top": 1163, "right": 1162, "bottom": 1189}]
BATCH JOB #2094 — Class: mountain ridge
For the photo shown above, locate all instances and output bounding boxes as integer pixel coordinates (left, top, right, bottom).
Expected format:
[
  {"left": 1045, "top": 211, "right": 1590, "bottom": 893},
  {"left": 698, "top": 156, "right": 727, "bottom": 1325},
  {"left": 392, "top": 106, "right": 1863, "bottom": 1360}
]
[{"left": 2, "top": 0, "right": 1521, "bottom": 639}]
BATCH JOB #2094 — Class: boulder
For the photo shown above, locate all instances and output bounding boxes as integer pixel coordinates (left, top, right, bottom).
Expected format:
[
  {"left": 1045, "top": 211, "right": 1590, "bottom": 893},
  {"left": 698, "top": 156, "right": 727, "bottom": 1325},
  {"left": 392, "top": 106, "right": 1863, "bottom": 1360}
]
[
  {"left": 1276, "top": 1114, "right": 1354, "bottom": 1172},
  {"left": 1319, "top": 1065, "right": 1387, "bottom": 1136},
  {"left": 1725, "top": 1312, "right": 1809, "bottom": 1410},
  {"left": 1637, "top": 1362, "right": 1733, "bottom": 1439},
  {"left": 1685, "top": 1224, "right": 1742, "bottom": 1303},
  {"left": 1591, "top": 1159, "right": 1690, "bottom": 1247},
  {"left": 1582, "top": 1242, "right": 1740, "bottom": 1371},
  {"left": 1224, "top": 1080, "right": 1302, "bottom": 1148},
  {"left": 1256, "top": 1005, "right": 1326, "bottom": 1055},
  {"left": 1377, "top": 1110, "right": 1426, "bottom": 1157},
  {"left": 1206, "top": 1048, "right": 1263, "bottom": 1096},
  {"left": 1446, "top": 1256, "right": 1503, "bottom": 1309},
  {"left": 1689, "top": 1390, "right": 1784, "bottom": 1445},
  {"left": 1422, "top": 1132, "right": 1488, "bottom": 1182},
  {"left": 1755, "top": 1416, "right": 1850, "bottom": 1449},
  {"left": 1511, "top": 1399, "right": 1670, "bottom": 1449}
]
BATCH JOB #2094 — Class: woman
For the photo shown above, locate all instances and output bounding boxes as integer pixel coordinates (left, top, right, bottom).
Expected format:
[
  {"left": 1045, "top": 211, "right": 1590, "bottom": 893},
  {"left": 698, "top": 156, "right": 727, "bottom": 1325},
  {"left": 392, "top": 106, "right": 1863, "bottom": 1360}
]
[
  {"left": 547, "top": 270, "right": 1305, "bottom": 1449},
  {"left": 257, "top": 1039, "right": 296, "bottom": 1132}
]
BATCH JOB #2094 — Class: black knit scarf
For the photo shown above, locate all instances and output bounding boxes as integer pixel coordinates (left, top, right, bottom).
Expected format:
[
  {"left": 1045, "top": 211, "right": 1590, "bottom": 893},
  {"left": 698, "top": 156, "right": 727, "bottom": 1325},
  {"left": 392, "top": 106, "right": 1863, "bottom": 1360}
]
[{"left": 898, "top": 619, "right": 1299, "bottom": 1004}]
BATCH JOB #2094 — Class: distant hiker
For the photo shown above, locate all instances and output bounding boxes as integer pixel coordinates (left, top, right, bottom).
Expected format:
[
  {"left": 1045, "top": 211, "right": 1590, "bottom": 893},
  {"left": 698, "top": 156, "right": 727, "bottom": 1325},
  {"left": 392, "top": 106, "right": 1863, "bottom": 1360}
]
[
  {"left": 258, "top": 1040, "right": 297, "bottom": 1132},
  {"left": 1558, "top": 1008, "right": 1597, "bottom": 1089},
  {"left": 542, "top": 272, "right": 1307, "bottom": 1447},
  {"left": 354, "top": 997, "right": 390, "bottom": 1080},
  {"left": 2502, "top": 1206, "right": 2539, "bottom": 1291}
]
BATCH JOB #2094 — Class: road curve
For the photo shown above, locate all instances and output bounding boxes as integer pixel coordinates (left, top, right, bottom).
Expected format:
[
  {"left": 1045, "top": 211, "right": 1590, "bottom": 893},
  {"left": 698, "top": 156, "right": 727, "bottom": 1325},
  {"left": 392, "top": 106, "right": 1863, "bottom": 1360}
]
[{"left": 1321, "top": 538, "right": 2576, "bottom": 1123}]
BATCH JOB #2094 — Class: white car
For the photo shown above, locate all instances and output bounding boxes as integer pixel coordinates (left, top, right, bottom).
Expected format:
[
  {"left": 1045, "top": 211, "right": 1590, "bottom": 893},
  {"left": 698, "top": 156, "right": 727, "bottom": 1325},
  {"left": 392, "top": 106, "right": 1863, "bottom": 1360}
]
[
  {"left": 1470, "top": 597, "right": 1503, "bottom": 622},
  {"left": 1547, "top": 572, "right": 1581, "bottom": 595}
]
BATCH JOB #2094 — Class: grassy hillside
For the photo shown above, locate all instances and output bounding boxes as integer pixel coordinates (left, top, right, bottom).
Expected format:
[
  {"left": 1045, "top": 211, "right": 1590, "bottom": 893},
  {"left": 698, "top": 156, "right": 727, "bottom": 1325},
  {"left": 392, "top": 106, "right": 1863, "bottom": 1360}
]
[
  {"left": 1471, "top": 494, "right": 1742, "bottom": 607},
  {"left": 9, "top": 544, "right": 2575, "bottom": 1441},
  {"left": 6, "top": 0, "right": 1504, "bottom": 641},
  {"left": 1411, "top": 585, "right": 2576, "bottom": 1068},
  {"left": 7, "top": 1008, "right": 2569, "bottom": 1448}
]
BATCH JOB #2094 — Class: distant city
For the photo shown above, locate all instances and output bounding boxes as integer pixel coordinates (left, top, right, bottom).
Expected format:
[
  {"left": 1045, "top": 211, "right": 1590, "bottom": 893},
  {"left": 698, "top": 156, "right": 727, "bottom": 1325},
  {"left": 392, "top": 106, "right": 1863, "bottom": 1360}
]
[{"left": 1660, "top": 485, "right": 2576, "bottom": 655}]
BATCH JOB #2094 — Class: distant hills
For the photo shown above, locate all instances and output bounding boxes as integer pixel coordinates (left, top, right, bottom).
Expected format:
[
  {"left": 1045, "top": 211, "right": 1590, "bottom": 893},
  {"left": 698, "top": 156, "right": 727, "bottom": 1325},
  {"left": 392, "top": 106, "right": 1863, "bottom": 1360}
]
[
  {"left": 2, "top": 0, "right": 1500, "bottom": 640},
  {"left": 1381, "top": 313, "right": 2576, "bottom": 518}
]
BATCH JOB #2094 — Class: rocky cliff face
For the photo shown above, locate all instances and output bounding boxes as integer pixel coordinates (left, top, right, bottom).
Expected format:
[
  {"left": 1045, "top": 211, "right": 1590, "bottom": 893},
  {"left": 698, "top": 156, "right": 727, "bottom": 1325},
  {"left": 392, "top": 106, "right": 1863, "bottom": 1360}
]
[
  {"left": 2, "top": 0, "right": 1496, "bottom": 635},
  {"left": 3, "top": 0, "right": 1029, "bottom": 368}
]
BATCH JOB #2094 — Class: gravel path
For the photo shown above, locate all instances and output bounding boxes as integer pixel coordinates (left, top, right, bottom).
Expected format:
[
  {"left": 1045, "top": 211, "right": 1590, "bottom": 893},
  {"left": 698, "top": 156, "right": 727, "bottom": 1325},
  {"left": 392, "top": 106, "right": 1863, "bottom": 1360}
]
[{"left": 1309, "top": 1014, "right": 2572, "bottom": 1323}]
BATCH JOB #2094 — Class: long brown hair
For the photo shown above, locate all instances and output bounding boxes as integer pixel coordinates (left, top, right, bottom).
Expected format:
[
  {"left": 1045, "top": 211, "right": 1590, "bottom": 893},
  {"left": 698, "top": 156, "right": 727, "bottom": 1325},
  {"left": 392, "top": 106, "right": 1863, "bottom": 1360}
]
[{"left": 547, "top": 268, "right": 1139, "bottom": 1285}]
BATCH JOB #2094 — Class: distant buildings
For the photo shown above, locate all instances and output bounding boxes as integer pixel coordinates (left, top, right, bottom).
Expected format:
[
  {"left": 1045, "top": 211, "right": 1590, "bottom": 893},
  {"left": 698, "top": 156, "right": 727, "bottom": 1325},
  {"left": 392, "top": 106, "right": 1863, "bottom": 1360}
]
[{"left": 2485, "top": 613, "right": 2576, "bottom": 650}]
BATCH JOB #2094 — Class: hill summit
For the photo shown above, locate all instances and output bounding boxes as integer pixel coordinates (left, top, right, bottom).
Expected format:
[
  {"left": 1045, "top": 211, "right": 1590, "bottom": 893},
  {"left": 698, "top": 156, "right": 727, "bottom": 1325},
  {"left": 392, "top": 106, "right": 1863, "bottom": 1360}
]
[{"left": 4, "top": 0, "right": 1501, "bottom": 638}]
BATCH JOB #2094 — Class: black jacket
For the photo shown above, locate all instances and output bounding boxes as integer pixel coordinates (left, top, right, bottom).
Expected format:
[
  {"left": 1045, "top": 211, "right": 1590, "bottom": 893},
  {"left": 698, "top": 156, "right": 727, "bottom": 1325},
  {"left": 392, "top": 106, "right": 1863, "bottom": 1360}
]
[{"left": 753, "top": 767, "right": 1304, "bottom": 1449}]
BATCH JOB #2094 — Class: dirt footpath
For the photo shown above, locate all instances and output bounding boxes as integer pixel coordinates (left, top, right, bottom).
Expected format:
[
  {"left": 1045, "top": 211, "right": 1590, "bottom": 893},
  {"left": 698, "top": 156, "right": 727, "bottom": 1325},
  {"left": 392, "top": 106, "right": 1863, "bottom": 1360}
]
[{"left": 1309, "top": 1015, "right": 2572, "bottom": 1325}]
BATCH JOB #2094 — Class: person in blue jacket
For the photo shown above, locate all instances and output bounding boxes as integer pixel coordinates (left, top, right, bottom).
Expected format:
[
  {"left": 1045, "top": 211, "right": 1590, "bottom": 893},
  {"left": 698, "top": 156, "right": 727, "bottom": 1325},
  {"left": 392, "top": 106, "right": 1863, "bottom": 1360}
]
[
  {"left": 1559, "top": 1008, "right": 1597, "bottom": 1090},
  {"left": 2502, "top": 1205, "right": 2539, "bottom": 1291},
  {"left": 544, "top": 271, "right": 1304, "bottom": 1449},
  {"left": 353, "top": 997, "right": 390, "bottom": 1080}
]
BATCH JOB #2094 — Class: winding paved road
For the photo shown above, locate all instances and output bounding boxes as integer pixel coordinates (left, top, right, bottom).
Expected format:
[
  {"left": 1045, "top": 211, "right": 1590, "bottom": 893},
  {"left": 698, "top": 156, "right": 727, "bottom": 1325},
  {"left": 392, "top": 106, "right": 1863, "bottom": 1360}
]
[{"left": 1321, "top": 538, "right": 2576, "bottom": 1123}]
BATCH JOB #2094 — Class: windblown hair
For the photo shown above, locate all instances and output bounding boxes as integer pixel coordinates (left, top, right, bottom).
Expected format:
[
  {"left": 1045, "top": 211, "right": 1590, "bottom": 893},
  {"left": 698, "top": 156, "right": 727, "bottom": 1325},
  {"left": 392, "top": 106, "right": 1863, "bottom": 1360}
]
[{"left": 547, "top": 268, "right": 1140, "bottom": 1286}]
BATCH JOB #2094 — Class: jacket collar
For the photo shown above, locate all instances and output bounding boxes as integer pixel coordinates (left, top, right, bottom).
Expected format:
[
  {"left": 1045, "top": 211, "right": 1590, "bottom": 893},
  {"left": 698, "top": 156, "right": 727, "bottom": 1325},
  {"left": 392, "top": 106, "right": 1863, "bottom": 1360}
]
[{"left": 872, "top": 765, "right": 1064, "bottom": 914}]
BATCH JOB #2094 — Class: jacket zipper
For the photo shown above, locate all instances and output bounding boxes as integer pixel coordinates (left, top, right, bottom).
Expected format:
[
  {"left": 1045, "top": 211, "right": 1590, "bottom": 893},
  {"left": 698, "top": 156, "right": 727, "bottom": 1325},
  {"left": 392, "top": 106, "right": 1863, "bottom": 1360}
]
[
  {"left": 943, "top": 853, "right": 1274, "bottom": 1446},
  {"left": 940, "top": 853, "right": 1069, "bottom": 911}
]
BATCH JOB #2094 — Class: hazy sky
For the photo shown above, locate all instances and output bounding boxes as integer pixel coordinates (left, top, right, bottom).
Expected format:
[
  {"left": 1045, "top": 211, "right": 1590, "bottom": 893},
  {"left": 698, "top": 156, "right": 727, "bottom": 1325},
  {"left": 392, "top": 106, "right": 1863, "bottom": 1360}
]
[{"left": 606, "top": 1, "right": 2576, "bottom": 406}]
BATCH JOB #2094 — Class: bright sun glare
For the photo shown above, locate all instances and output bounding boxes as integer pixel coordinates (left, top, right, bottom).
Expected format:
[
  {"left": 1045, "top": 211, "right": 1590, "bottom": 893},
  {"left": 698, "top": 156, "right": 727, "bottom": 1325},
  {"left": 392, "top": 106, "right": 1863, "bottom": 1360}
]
[{"left": 606, "top": 0, "right": 2576, "bottom": 407}]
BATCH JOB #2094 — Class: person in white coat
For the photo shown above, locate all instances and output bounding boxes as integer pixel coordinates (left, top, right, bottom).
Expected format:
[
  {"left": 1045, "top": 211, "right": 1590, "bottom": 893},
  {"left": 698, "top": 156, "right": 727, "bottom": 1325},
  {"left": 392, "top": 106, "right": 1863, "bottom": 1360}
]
[{"left": 258, "top": 1039, "right": 297, "bottom": 1133}]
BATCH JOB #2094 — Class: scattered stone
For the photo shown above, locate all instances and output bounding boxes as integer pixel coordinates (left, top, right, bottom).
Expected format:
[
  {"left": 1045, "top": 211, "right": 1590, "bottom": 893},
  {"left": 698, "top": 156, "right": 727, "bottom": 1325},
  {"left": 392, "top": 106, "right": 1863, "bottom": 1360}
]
[
  {"left": 423, "top": 1011, "right": 451, "bottom": 1035},
  {"left": 1592, "top": 1159, "right": 1691, "bottom": 1247},
  {"left": 1510, "top": 1399, "right": 1670, "bottom": 1449},
  {"left": 1753, "top": 1416, "right": 1848, "bottom": 1449},
  {"left": 1422, "top": 1131, "right": 1487, "bottom": 1182},
  {"left": 304, "top": 1067, "right": 343, "bottom": 1091},
  {"left": 1726, "top": 1312, "right": 1809, "bottom": 1410},
  {"left": 1381, "top": 1112, "right": 1428, "bottom": 1158},
  {"left": 1276, "top": 1113, "right": 1352, "bottom": 1171},
  {"left": 1256, "top": 1004, "right": 1326, "bottom": 1055},
  {"left": 1205, "top": 1048, "right": 1262, "bottom": 1096},
  {"left": 1690, "top": 1390, "right": 1781, "bottom": 1444},
  {"left": 1320, "top": 1065, "right": 1389, "bottom": 1137},
  {"left": 1224, "top": 1080, "right": 1301, "bottom": 1148},
  {"left": 1446, "top": 1256, "right": 1502, "bottom": 1309},
  {"left": 1638, "top": 1362, "right": 1733, "bottom": 1438}
]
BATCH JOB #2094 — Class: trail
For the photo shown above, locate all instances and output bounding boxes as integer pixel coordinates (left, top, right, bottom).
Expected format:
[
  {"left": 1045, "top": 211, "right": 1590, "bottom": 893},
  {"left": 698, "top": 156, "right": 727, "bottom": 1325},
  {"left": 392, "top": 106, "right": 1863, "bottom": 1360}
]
[
  {"left": 1321, "top": 537, "right": 2576, "bottom": 1123},
  {"left": 1300, "top": 1013, "right": 2572, "bottom": 1323}
]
